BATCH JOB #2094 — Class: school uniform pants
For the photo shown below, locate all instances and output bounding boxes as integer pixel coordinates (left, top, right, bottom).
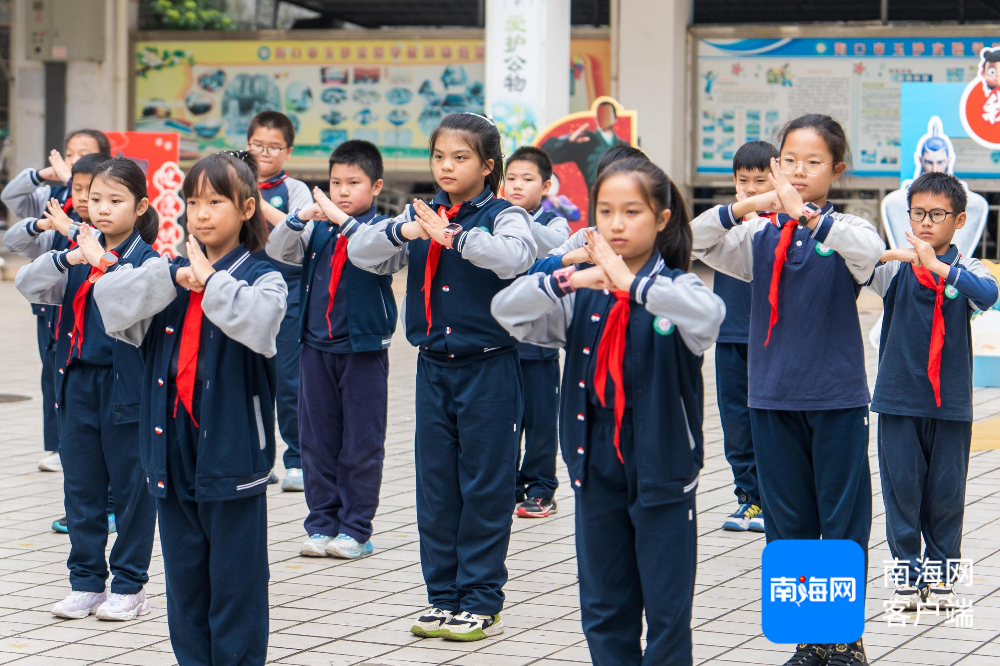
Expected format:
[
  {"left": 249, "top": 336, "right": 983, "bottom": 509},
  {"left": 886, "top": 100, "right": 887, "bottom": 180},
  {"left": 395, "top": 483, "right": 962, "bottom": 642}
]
[
  {"left": 715, "top": 342, "right": 757, "bottom": 504},
  {"left": 878, "top": 413, "right": 971, "bottom": 587},
  {"left": 516, "top": 358, "right": 560, "bottom": 500},
  {"left": 275, "top": 303, "right": 301, "bottom": 469},
  {"left": 299, "top": 345, "right": 388, "bottom": 542},
  {"left": 414, "top": 350, "right": 522, "bottom": 616},
  {"left": 751, "top": 407, "right": 872, "bottom": 575},
  {"left": 577, "top": 408, "right": 696, "bottom": 666},
  {"left": 59, "top": 362, "right": 155, "bottom": 594},
  {"left": 36, "top": 315, "right": 60, "bottom": 452}
]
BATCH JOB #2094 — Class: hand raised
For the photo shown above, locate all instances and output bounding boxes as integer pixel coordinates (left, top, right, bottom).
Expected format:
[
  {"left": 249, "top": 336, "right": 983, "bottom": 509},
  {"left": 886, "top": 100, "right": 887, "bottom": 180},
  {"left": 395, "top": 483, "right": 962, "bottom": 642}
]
[
  {"left": 768, "top": 158, "right": 805, "bottom": 220},
  {"left": 48, "top": 150, "right": 72, "bottom": 183},
  {"left": 412, "top": 199, "right": 449, "bottom": 244},
  {"left": 44, "top": 198, "right": 74, "bottom": 237},
  {"left": 186, "top": 234, "right": 216, "bottom": 284},
  {"left": 77, "top": 225, "right": 105, "bottom": 267},
  {"left": 174, "top": 266, "right": 205, "bottom": 293},
  {"left": 568, "top": 125, "right": 591, "bottom": 143}
]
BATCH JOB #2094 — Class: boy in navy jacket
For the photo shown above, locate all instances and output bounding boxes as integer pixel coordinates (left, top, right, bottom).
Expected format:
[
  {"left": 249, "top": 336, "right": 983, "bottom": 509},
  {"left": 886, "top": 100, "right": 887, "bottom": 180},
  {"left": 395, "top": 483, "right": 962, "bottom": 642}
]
[
  {"left": 266, "top": 140, "right": 397, "bottom": 559},
  {"left": 504, "top": 146, "right": 570, "bottom": 517},
  {"left": 867, "top": 172, "right": 998, "bottom": 611}
]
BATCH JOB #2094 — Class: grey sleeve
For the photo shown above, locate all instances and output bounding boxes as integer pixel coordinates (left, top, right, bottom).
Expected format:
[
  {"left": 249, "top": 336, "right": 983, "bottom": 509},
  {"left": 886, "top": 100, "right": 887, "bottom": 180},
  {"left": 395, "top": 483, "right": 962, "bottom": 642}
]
[
  {"left": 285, "top": 178, "right": 314, "bottom": 211},
  {"left": 547, "top": 227, "right": 588, "bottom": 256},
  {"left": 490, "top": 273, "right": 573, "bottom": 349},
  {"left": 201, "top": 270, "right": 288, "bottom": 358},
  {"left": 864, "top": 261, "right": 901, "bottom": 299},
  {"left": 456, "top": 206, "right": 537, "bottom": 278},
  {"left": 265, "top": 218, "right": 313, "bottom": 266},
  {"left": 1, "top": 169, "right": 51, "bottom": 220},
  {"left": 813, "top": 213, "right": 885, "bottom": 284},
  {"left": 93, "top": 255, "right": 178, "bottom": 347},
  {"left": 14, "top": 251, "right": 69, "bottom": 305},
  {"left": 344, "top": 209, "right": 410, "bottom": 275},
  {"left": 531, "top": 215, "right": 571, "bottom": 255},
  {"left": 691, "top": 205, "right": 766, "bottom": 282},
  {"left": 4, "top": 218, "right": 56, "bottom": 258},
  {"left": 637, "top": 271, "right": 726, "bottom": 355}
]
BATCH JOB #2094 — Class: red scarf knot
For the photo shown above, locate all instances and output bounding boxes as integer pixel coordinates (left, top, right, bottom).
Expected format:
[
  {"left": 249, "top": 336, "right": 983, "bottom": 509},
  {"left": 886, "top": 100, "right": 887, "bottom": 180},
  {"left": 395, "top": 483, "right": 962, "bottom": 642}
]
[
  {"left": 422, "top": 203, "right": 462, "bottom": 335},
  {"left": 911, "top": 264, "right": 947, "bottom": 407},
  {"left": 765, "top": 216, "right": 799, "bottom": 346},
  {"left": 173, "top": 290, "right": 205, "bottom": 427},
  {"left": 593, "top": 290, "right": 631, "bottom": 464}
]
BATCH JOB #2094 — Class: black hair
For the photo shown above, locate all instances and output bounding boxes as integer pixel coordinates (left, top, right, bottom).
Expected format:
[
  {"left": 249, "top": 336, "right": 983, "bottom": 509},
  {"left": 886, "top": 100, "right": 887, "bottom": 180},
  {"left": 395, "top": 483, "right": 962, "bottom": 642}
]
[
  {"left": 592, "top": 158, "right": 692, "bottom": 271},
  {"left": 982, "top": 48, "right": 1000, "bottom": 64},
  {"left": 67, "top": 129, "right": 111, "bottom": 156},
  {"left": 907, "top": 172, "right": 968, "bottom": 213},
  {"left": 733, "top": 140, "right": 780, "bottom": 175},
  {"left": 247, "top": 111, "right": 296, "bottom": 147},
  {"left": 71, "top": 153, "right": 111, "bottom": 177},
  {"left": 429, "top": 113, "right": 504, "bottom": 195},
  {"left": 90, "top": 158, "right": 159, "bottom": 244},
  {"left": 777, "top": 113, "right": 851, "bottom": 168},
  {"left": 182, "top": 151, "right": 267, "bottom": 253},
  {"left": 506, "top": 146, "right": 553, "bottom": 181},
  {"left": 328, "top": 139, "right": 384, "bottom": 184},
  {"left": 596, "top": 144, "right": 647, "bottom": 180}
]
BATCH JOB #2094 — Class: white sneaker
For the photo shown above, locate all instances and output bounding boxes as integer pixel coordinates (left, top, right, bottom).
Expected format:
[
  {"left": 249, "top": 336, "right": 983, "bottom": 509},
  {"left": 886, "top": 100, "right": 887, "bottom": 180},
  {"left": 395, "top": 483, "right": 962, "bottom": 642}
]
[
  {"left": 439, "top": 611, "right": 504, "bottom": 641},
  {"left": 300, "top": 534, "right": 334, "bottom": 557},
  {"left": 38, "top": 451, "right": 62, "bottom": 472},
  {"left": 95, "top": 590, "right": 151, "bottom": 621},
  {"left": 281, "top": 468, "right": 304, "bottom": 492},
  {"left": 410, "top": 607, "right": 455, "bottom": 637},
  {"left": 890, "top": 585, "right": 923, "bottom": 611},
  {"left": 52, "top": 590, "right": 107, "bottom": 619},
  {"left": 925, "top": 584, "right": 959, "bottom": 609},
  {"left": 326, "top": 533, "right": 374, "bottom": 559}
]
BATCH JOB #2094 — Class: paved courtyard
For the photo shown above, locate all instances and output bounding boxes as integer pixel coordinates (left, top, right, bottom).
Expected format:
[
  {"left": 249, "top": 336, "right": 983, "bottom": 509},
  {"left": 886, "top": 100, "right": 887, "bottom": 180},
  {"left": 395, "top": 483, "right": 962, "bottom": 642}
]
[{"left": 1, "top": 271, "right": 1000, "bottom": 665}]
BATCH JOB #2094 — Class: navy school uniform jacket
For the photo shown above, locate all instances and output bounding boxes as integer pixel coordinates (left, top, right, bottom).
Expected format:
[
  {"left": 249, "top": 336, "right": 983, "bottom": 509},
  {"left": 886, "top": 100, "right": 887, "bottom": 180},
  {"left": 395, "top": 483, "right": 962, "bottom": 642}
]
[
  {"left": 491, "top": 254, "right": 726, "bottom": 505},
  {"left": 93, "top": 246, "right": 288, "bottom": 501},
  {"left": 692, "top": 203, "right": 885, "bottom": 411},
  {"left": 4, "top": 215, "right": 79, "bottom": 328},
  {"left": 266, "top": 204, "right": 397, "bottom": 352},
  {"left": 253, "top": 171, "right": 313, "bottom": 307},
  {"left": 867, "top": 246, "right": 999, "bottom": 422},
  {"left": 14, "top": 229, "right": 159, "bottom": 423},
  {"left": 519, "top": 207, "right": 571, "bottom": 362},
  {"left": 1, "top": 168, "right": 70, "bottom": 221},
  {"left": 345, "top": 188, "right": 537, "bottom": 363}
]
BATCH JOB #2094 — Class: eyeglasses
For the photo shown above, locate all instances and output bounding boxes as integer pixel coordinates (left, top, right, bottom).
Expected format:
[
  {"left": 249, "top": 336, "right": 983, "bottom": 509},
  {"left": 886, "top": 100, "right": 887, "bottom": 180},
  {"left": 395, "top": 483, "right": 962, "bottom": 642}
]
[
  {"left": 778, "top": 157, "right": 833, "bottom": 176},
  {"left": 247, "top": 142, "right": 288, "bottom": 157},
  {"left": 908, "top": 208, "right": 958, "bottom": 224}
]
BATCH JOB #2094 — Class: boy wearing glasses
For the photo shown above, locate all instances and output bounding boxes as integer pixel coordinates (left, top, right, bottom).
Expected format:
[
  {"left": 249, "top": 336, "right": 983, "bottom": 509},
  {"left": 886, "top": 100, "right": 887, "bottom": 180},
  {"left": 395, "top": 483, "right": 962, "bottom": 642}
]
[
  {"left": 248, "top": 111, "right": 313, "bottom": 491},
  {"left": 868, "top": 172, "right": 998, "bottom": 611}
]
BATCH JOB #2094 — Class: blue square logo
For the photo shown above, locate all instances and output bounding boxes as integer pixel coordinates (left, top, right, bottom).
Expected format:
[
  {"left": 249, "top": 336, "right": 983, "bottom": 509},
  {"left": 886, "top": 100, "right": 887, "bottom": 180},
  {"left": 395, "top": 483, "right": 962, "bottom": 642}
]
[{"left": 762, "top": 540, "right": 865, "bottom": 644}]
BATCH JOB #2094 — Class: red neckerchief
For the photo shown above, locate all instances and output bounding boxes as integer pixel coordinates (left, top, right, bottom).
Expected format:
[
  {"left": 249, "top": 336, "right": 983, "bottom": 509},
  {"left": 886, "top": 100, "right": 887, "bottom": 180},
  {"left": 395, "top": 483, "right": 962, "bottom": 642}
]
[
  {"left": 62, "top": 198, "right": 74, "bottom": 214},
  {"left": 66, "top": 250, "right": 118, "bottom": 364},
  {"left": 259, "top": 173, "right": 288, "bottom": 190},
  {"left": 911, "top": 265, "right": 947, "bottom": 407},
  {"left": 593, "top": 290, "right": 631, "bottom": 464},
  {"left": 422, "top": 203, "right": 462, "bottom": 335},
  {"left": 325, "top": 234, "right": 349, "bottom": 337},
  {"left": 765, "top": 214, "right": 798, "bottom": 346},
  {"left": 174, "top": 290, "right": 205, "bottom": 427}
]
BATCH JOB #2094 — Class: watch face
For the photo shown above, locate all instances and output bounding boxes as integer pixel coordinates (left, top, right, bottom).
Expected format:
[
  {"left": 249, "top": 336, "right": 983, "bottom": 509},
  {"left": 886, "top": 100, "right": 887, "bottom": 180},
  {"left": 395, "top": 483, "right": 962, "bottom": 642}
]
[
  {"left": 444, "top": 223, "right": 463, "bottom": 234},
  {"left": 103, "top": 252, "right": 117, "bottom": 263},
  {"left": 803, "top": 202, "right": 822, "bottom": 216}
]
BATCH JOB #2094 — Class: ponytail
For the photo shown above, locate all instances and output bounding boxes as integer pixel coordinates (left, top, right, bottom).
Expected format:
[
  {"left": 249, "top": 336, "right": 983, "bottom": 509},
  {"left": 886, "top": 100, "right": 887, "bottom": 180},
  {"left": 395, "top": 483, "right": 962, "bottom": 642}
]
[
  {"left": 137, "top": 206, "right": 159, "bottom": 245},
  {"left": 660, "top": 177, "right": 692, "bottom": 272}
]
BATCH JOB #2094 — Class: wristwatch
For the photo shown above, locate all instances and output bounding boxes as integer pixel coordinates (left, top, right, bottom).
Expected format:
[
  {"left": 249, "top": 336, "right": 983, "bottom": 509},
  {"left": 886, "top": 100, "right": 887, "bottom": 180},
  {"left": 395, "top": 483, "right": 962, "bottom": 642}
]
[
  {"left": 98, "top": 252, "right": 118, "bottom": 272},
  {"left": 801, "top": 201, "right": 822, "bottom": 220},
  {"left": 553, "top": 266, "right": 577, "bottom": 294},
  {"left": 442, "top": 223, "right": 463, "bottom": 250}
]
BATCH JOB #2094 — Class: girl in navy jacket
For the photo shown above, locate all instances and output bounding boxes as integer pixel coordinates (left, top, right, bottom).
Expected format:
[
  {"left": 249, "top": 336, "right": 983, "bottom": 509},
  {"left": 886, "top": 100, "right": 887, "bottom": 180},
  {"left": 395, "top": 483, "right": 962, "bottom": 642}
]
[
  {"left": 345, "top": 113, "right": 536, "bottom": 641},
  {"left": 493, "top": 158, "right": 725, "bottom": 666},
  {"left": 93, "top": 151, "right": 286, "bottom": 666},
  {"left": 14, "top": 157, "right": 158, "bottom": 622}
]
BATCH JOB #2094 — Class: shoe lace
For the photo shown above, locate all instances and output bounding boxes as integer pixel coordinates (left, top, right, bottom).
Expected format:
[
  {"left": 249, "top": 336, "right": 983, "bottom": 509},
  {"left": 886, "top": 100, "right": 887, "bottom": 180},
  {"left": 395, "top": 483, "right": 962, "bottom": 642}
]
[
  {"left": 828, "top": 642, "right": 865, "bottom": 665},
  {"left": 786, "top": 644, "right": 827, "bottom": 665}
]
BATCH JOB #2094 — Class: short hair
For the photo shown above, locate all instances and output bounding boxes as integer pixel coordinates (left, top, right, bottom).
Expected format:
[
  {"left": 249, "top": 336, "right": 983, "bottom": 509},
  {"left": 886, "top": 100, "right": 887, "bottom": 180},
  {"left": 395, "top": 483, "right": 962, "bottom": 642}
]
[
  {"left": 595, "top": 144, "right": 647, "bottom": 179},
  {"left": 67, "top": 129, "right": 111, "bottom": 156},
  {"left": 733, "top": 140, "right": 779, "bottom": 175},
  {"left": 247, "top": 111, "right": 296, "bottom": 147},
  {"left": 328, "top": 140, "right": 384, "bottom": 183},
  {"left": 907, "top": 172, "right": 967, "bottom": 213},
  {"left": 71, "top": 153, "right": 111, "bottom": 176},
  {"left": 983, "top": 47, "right": 1000, "bottom": 64},
  {"left": 506, "top": 146, "right": 553, "bottom": 181}
]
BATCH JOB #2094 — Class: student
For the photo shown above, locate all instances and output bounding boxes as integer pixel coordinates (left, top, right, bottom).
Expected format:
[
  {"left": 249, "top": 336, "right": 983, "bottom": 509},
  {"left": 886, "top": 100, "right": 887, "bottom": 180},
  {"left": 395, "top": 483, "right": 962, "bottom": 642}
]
[
  {"left": 717, "top": 140, "right": 779, "bottom": 533},
  {"left": 493, "top": 158, "right": 725, "bottom": 665},
  {"left": 265, "top": 140, "right": 396, "bottom": 559},
  {"left": 346, "top": 113, "right": 536, "bottom": 641},
  {"left": 504, "top": 146, "right": 570, "bottom": 517},
  {"left": 692, "top": 114, "right": 884, "bottom": 666},
  {"left": 247, "top": 111, "right": 312, "bottom": 491},
  {"left": 14, "top": 157, "right": 158, "bottom": 621},
  {"left": 93, "top": 151, "right": 285, "bottom": 665},
  {"left": 867, "top": 172, "right": 998, "bottom": 611}
]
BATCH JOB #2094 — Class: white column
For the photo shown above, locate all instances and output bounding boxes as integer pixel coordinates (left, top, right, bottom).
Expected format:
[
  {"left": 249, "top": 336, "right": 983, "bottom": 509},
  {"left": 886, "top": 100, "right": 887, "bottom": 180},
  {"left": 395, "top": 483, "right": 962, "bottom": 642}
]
[{"left": 9, "top": 0, "right": 46, "bottom": 172}]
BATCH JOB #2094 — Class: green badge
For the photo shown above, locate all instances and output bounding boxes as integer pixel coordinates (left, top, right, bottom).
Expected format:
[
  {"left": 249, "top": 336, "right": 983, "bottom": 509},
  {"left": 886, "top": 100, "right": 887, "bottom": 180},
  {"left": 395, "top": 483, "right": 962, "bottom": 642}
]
[
  {"left": 476, "top": 225, "right": 490, "bottom": 232},
  {"left": 815, "top": 243, "right": 834, "bottom": 256},
  {"left": 270, "top": 195, "right": 284, "bottom": 208},
  {"left": 653, "top": 316, "right": 675, "bottom": 335},
  {"left": 945, "top": 284, "right": 959, "bottom": 300}
]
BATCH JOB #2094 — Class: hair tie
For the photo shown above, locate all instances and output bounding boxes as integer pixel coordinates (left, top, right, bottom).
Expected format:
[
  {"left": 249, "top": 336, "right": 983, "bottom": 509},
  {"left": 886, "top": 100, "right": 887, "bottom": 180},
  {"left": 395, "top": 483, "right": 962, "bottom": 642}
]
[{"left": 220, "top": 150, "right": 252, "bottom": 163}]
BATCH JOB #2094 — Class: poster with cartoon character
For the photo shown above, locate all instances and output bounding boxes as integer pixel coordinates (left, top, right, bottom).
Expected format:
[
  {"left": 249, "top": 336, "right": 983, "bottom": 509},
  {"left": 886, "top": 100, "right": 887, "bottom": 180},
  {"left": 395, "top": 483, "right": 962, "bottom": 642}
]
[{"left": 961, "top": 47, "right": 1000, "bottom": 149}]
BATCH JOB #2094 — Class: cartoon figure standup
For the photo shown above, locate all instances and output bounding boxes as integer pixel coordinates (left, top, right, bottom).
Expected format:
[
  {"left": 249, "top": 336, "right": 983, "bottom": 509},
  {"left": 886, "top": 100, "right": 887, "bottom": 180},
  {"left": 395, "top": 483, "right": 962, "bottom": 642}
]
[
  {"left": 912, "top": 116, "right": 956, "bottom": 179},
  {"left": 979, "top": 48, "right": 1000, "bottom": 125}
]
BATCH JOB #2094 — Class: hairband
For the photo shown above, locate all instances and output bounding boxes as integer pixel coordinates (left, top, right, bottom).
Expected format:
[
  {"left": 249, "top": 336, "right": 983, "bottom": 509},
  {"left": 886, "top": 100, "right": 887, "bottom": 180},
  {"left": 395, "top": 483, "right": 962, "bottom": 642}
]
[{"left": 463, "top": 112, "right": 496, "bottom": 127}]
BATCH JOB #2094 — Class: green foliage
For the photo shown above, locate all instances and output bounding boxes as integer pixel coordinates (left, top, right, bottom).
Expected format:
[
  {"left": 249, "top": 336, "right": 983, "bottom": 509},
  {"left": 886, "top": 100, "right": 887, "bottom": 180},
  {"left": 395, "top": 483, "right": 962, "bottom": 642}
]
[{"left": 149, "top": 0, "right": 234, "bottom": 30}]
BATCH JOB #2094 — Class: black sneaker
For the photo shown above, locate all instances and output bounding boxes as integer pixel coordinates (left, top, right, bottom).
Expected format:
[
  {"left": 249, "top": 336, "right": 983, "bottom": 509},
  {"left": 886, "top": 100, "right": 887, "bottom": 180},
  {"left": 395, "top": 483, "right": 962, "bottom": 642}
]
[
  {"left": 783, "top": 643, "right": 830, "bottom": 666},
  {"left": 267, "top": 470, "right": 280, "bottom": 485},
  {"left": 52, "top": 515, "right": 69, "bottom": 534},
  {"left": 827, "top": 640, "right": 867, "bottom": 665},
  {"left": 516, "top": 497, "right": 558, "bottom": 518}
]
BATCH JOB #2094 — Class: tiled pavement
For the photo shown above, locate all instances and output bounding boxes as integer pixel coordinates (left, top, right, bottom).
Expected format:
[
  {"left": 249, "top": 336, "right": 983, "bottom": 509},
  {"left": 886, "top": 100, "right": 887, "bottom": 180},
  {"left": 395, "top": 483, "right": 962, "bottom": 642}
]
[{"left": 1, "top": 272, "right": 1000, "bottom": 666}]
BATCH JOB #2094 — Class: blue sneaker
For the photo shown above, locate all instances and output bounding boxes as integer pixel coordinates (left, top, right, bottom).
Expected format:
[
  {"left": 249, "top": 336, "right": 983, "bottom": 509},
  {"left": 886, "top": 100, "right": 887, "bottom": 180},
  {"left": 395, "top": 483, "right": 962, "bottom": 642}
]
[
  {"left": 749, "top": 511, "right": 765, "bottom": 533},
  {"left": 108, "top": 513, "right": 117, "bottom": 534},
  {"left": 52, "top": 515, "right": 68, "bottom": 534},
  {"left": 722, "top": 502, "right": 762, "bottom": 531},
  {"left": 325, "top": 533, "right": 373, "bottom": 559},
  {"left": 300, "top": 534, "right": 334, "bottom": 557}
]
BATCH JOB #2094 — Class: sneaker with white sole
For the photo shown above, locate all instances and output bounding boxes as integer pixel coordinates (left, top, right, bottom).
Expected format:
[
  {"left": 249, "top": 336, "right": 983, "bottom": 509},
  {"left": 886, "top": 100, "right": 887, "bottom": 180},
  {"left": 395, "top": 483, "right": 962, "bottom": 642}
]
[
  {"left": 281, "top": 468, "right": 304, "bottom": 492},
  {"left": 925, "top": 583, "right": 959, "bottom": 609},
  {"left": 439, "top": 611, "right": 504, "bottom": 641},
  {"left": 410, "top": 607, "right": 455, "bottom": 637},
  {"left": 325, "top": 533, "right": 373, "bottom": 559},
  {"left": 890, "top": 584, "right": 923, "bottom": 611},
  {"left": 300, "top": 534, "right": 334, "bottom": 557},
  {"left": 723, "top": 502, "right": 762, "bottom": 531},
  {"left": 96, "top": 590, "right": 151, "bottom": 621},
  {"left": 38, "top": 451, "right": 62, "bottom": 472},
  {"left": 749, "top": 511, "right": 765, "bottom": 533},
  {"left": 52, "top": 590, "right": 108, "bottom": 619}
]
